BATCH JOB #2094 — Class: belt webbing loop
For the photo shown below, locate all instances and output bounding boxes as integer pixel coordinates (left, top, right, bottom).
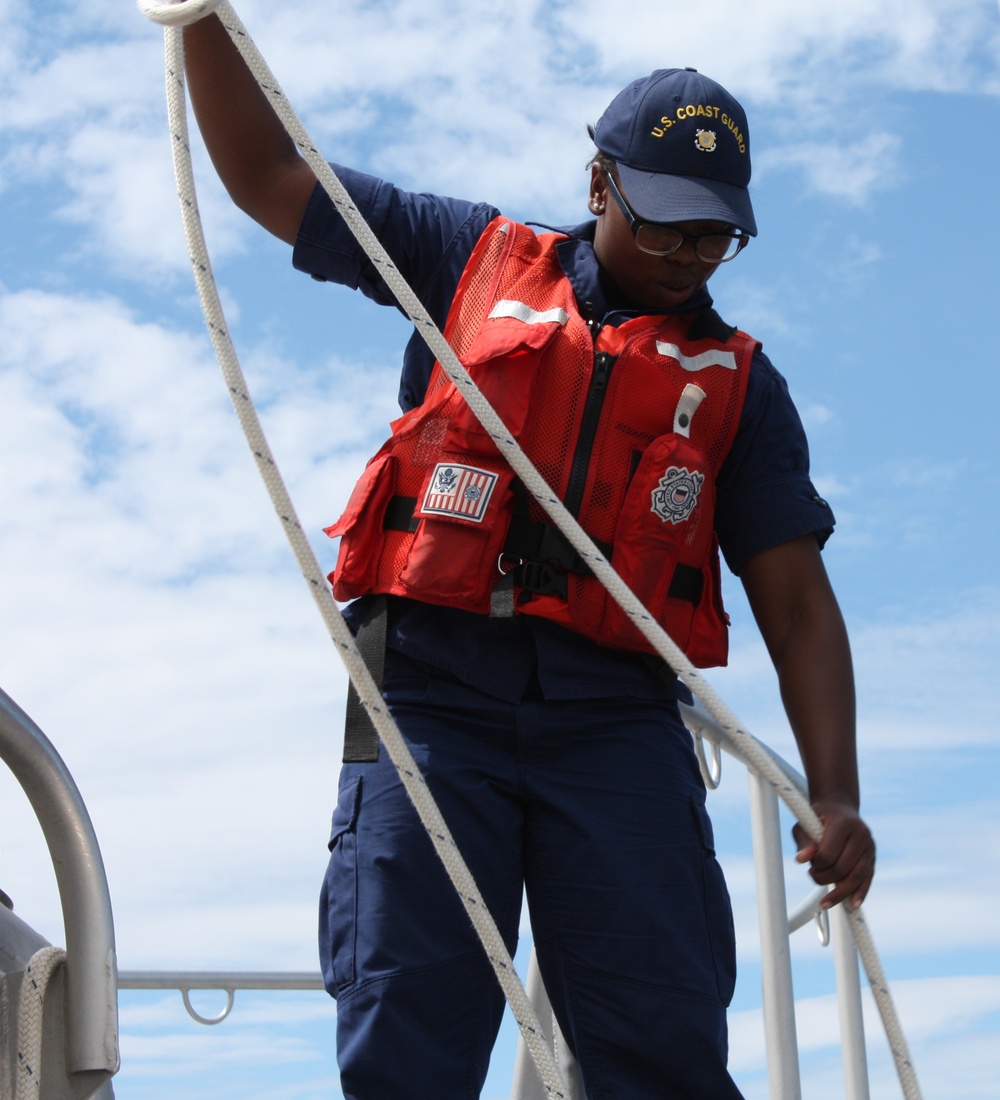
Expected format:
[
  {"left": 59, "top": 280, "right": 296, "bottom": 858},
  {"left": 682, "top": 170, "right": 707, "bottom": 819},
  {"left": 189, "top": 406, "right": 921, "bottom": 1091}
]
[{"left": 343, "top": 596, "right": 388, "bottom": 762}]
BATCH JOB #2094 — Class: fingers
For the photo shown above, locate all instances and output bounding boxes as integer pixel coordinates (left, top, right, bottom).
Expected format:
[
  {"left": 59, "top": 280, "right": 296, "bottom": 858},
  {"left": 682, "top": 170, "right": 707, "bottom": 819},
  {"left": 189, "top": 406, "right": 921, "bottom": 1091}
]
[{"left": 793, "top": 803, "right": 876, "bottom": 911}]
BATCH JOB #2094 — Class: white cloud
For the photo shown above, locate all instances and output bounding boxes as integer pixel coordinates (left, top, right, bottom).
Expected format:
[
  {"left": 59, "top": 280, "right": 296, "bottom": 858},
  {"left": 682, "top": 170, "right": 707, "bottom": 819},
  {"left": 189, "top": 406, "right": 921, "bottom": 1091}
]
[
  {"left": 0, "top": 285, "right": 368, "bottom": 966},
  {"left": 850, "top": 595, "right": 1000, "bottom": 736},
  {"left": 799, "top": 403, "right": 834, "bottom": 430},
  {"left": 0, "top": 41, "right": 154, "bottom": 130},
  {"left": 6, "top": 0, "right": 997, "bottom": 279},
  {"left": 0, "top": 287, "right": 394, "bottom": 578},
  {"left": 758, "top": 133, "right": 902, "bottom": 205},
  {"left": 714, "top": 276, "right": 799, "bottom": 341},
  {"left": 730, "top": 975, "right": 1000, "bottom": 1097},
  {"left": 556, "top": 0, "right": 1000, "bottom": 100}
]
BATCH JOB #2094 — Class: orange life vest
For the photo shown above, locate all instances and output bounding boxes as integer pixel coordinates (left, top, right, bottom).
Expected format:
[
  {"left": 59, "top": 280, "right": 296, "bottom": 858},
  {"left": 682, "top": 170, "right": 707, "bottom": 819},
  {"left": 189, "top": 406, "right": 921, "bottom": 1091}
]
[{"left": 326, "top": 217, "right": 758, "bottom": 666}]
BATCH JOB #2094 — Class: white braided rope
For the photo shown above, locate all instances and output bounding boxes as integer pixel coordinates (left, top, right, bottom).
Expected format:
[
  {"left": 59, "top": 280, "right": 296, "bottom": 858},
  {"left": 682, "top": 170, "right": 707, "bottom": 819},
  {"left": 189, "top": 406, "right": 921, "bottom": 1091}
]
[
  {"left": 138, "top": 3, "right": 567, "bottom": 1094},
  {"left": 12, "top": 946, "right": 66, "bottom": 1100},
  {"left": 139, "top": 2, "right": 920, "bottom": 1095}
]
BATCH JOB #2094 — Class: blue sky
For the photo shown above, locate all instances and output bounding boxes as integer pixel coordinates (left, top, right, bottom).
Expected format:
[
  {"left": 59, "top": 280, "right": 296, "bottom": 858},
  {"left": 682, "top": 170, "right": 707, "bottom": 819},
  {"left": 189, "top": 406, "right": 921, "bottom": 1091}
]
[{"left": 1, "top": 0, "right": 999, "bottom": 1096}]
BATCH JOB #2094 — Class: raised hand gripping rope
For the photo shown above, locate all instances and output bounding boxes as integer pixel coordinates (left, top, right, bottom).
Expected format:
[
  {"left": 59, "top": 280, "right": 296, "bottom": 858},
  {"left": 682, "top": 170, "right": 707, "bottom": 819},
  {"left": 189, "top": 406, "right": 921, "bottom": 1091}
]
[{"left": 137, "top": 2, "right": 921, "bottom": 1095}]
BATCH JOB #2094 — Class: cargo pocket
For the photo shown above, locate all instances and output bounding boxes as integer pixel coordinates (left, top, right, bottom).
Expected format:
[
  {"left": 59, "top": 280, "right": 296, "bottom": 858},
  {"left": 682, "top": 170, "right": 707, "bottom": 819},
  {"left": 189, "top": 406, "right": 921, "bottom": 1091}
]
[
  {"left": 690, "top": 796, "right": 737, "bottom": 1006},
  {"left": 320, "top": 774, "right": 363, "bottom": 994},
  {"left": 325, "top": 453, "right": 397, "bottom": 601}
]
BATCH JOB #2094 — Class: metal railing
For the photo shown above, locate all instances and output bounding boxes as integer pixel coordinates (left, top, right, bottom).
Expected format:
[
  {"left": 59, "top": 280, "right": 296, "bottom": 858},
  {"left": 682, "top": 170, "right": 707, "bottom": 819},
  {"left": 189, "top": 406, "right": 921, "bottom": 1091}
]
[
  {"left": 690, "top": 702, "right": 869, "bottom": 1099},
  {"left": 0, "top": 687, "right": 119, "bottom": 1099},
  {"left": 1, "top": 685, "right": 880, "bottom": 1099},
  {"left": 117, "top": 970, "right": 323, "bottom": 1025},
  {"left": 110, "top": 706, "right": 875, "bottom": 1100}
]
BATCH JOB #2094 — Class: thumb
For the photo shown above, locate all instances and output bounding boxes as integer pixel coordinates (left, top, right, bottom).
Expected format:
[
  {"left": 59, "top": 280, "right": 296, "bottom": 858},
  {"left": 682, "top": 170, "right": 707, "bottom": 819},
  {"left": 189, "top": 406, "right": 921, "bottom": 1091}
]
[{"left": 792, "top": 822, "right": 818, "bottom": 862}]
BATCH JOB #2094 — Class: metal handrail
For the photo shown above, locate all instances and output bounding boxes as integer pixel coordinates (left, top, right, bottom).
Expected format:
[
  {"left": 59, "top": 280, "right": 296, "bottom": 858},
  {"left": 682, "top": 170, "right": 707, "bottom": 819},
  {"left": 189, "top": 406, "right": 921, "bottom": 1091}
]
[
  {"left": 110, "top": 704, "right": 871, "bottom": 1099},
  {"left": 0, "top": 687, "right": 119, "bottom": 1076},
  {"left": 117, "top": 970, "right": 324, "bottom": 1024},
  {"left": 0, "top": 680, "right": 869, "bottom": 1096}
]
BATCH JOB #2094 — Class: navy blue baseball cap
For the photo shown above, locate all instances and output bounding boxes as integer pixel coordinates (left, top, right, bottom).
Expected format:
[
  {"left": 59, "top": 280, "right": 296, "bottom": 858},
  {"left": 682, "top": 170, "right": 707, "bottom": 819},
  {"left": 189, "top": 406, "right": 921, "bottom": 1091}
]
[{"left": 594, "top": 68, "right": 757, "bottom": 236}]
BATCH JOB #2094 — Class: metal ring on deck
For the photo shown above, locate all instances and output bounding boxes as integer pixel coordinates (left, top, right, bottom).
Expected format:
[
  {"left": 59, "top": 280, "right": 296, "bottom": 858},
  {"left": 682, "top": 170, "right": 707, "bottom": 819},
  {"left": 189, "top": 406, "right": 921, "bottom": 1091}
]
[{"left": 181, "top": 985, "right": 236, "bottom": 1025}]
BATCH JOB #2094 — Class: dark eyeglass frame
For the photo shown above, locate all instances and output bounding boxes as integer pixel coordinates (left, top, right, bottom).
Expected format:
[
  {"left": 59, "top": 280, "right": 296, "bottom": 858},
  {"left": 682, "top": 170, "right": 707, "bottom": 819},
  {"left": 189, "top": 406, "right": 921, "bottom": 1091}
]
[{"left": 603, "top": 173, "right": 749, "bottom": 264}]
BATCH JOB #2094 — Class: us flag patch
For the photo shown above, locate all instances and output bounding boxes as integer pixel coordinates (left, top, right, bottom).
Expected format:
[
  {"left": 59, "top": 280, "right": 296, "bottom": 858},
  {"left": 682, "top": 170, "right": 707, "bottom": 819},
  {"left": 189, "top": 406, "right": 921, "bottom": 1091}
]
[{"left": 420, "top": 463, "right": 498, "bottom": 523}]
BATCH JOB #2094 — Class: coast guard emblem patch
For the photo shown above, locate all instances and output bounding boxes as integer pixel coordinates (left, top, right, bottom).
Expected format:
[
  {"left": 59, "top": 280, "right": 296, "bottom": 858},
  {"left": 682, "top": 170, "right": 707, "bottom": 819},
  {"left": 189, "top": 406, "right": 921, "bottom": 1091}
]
[
  {"left": 420, "top": 463, "right": 498, "bottom": 523},
  {"left": 650, "top": 466, "right": 705, "bottom": 524}
]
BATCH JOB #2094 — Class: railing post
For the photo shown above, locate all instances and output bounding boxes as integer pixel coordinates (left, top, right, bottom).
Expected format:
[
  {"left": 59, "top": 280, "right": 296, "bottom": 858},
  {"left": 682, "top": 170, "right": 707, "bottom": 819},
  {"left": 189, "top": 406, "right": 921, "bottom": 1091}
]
[
  {"left": 748, "top": 770, "right": 802, "bottom": 1100},
  {"left": 831, "top": 904, "right": 870, "bottom": 1099}
]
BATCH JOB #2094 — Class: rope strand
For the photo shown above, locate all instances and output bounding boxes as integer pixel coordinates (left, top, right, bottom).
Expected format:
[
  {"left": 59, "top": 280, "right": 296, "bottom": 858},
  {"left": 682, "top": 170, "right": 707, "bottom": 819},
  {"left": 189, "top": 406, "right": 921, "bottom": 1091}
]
[{"left": 13, "top": 947, "right": 66, "bottom": 1100}]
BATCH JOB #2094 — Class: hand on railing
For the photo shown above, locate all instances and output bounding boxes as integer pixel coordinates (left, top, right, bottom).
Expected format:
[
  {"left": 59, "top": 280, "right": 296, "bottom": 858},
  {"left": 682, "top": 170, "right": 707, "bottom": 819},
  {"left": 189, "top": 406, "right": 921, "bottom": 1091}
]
[{"left": 794, "top": 799, "right": 876, "bottom": 911}]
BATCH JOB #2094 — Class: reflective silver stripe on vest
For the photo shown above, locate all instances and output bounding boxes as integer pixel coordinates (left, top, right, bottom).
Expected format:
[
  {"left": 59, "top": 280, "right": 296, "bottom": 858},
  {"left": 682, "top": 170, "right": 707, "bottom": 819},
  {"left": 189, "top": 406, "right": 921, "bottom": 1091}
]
[
  {"left": 655, "top": 342, "right": 737, "bottom": 372},
  {"left": 488, "top": 299, "right": 570, "bottom": 326}
]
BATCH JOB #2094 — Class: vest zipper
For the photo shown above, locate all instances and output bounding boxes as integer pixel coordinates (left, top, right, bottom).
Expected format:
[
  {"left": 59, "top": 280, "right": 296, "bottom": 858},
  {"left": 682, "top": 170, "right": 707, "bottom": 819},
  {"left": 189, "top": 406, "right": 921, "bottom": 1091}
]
[{"left": 564, "top": 349, "right": 617, "bottom": 517}]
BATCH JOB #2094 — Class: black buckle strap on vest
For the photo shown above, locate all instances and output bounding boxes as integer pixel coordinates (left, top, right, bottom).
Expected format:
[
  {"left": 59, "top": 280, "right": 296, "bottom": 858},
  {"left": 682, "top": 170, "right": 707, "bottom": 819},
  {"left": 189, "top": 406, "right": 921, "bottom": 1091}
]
[
  {"left": 492, "top": 481, "right": 613, "bottom": 617},
  {"left": 503, "top": 480, "right": 611, "bottom": 575},
  {"left": 490, "top": 559, "right": 570, "bottom": 616},
  {"left": 640, "top": 652, "right": 680, "bottom": 692},
  {"left": 515, "top": 560, "right": 569, "bottom": 599},
  {"left": 667, "top": 563, "right": 704, "bottom": 605},
  {"left": 342, "top": 596, "right": 388, "bottom": 763},
  {"left": 384, "top": 496, "right": 419, "bottom": 532}
]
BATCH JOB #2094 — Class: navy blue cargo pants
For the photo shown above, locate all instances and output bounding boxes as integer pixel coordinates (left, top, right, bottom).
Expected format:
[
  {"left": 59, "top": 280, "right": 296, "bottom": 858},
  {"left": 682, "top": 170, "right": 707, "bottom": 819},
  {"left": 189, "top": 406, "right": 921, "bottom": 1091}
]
[{"left": 320, "top": 649, "right": 745, "bottom": 1099}]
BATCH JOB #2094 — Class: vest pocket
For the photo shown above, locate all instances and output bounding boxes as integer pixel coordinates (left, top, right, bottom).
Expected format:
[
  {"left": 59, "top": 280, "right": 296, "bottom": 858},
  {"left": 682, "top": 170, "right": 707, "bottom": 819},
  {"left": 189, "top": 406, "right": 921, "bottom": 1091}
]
[
  {"left": 397, "top": 464, "right": 515, "bottom": 608},
  {"left": 441, "top": 320, "right": 562, "bottom": 453},
  {"left": 599, "top": 433, "right": 716, "bottom": 656},
  {"left": 326, "top": 452, "right": 397, "bottom": 600}
]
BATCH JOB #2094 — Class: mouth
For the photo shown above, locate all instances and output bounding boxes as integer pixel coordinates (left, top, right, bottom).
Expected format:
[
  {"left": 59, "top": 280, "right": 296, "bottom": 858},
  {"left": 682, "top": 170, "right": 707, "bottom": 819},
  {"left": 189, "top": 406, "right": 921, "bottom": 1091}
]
[
  {"left": 654, "top": 277, "right": 698, "bottom": 298},
  {"left": 653, "top": 264, "right": 699, "bottom": 291}
]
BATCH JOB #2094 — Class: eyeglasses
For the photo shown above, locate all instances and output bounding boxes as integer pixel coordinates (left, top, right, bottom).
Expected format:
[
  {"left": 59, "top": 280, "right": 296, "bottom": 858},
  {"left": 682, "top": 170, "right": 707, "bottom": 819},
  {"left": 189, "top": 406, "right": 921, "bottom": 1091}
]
[{"left": 603, "top": 173, "right": 749, "bottom": 263}]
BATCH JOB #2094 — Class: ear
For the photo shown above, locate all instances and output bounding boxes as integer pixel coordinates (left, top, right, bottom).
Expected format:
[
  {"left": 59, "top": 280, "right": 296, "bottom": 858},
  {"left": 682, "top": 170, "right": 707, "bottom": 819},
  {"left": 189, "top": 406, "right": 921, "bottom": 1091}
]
[{"left": 589, "top": 164, "right": 608, "bottom": 216}]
